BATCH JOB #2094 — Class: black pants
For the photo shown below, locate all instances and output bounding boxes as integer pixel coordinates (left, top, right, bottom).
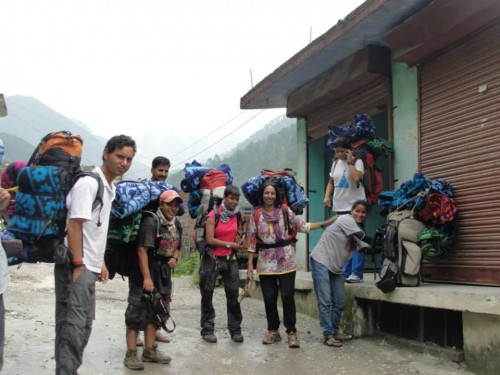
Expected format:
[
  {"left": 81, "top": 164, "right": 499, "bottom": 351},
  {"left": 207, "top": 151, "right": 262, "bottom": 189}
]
[
  {"left": 259, "top": 271, "right": 297, "bottom": 334},
  {"left": 199, "top": 253, "right": 242, "bottom": 335}
]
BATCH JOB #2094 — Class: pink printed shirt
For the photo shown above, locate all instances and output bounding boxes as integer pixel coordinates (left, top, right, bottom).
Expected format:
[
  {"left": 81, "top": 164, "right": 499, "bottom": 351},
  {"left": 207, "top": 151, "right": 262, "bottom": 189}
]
[{"left": 248, "top": 206, "right": 309, "bottom": 275}]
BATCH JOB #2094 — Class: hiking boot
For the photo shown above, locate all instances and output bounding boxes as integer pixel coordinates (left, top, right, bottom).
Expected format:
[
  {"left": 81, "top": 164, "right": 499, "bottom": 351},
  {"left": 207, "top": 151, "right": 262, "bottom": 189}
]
[
  {"left": 262, "top": 330, "right": 282, "bottom": 345},
  {"left": 123, "top": 349, "right": 144, "bottom": 370},
  {"left": 202, "top": 332, "right": 218, "bottom": 343},
  {"left": 345, "top": 274, "right": 363, "bottom": 283},
  {"left": 141, "top": 344, "right": 172, "bottom": 364},
  {"left": 287, "top": 332, "right": 300, "bottom": 348},
  {"left": 334, "top": 332, "right": 353, "bottom": 341},
  {"left": 324, "top": 335, "right": 343, "bottom": 348},
  {"left": 231, "top": 333, "right": 244, "bottom": 343}
]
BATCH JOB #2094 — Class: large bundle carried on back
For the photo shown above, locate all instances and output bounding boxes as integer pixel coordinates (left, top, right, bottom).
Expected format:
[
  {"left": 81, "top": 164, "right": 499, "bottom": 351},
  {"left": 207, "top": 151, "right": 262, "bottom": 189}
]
[
  {"left": 111, "top": 179, "right": 184, "bottom": 219},
  {"left": 326, "top": 113, "right": 393, "bottom": 206},
  {"left": 105, "top": 179, "right": 183, "bottom": 280},
  {"left": 7, "top": 131, "right": 103, "bottom": 264},
  {"left": 373, "top": 173, "right": 458, "bottom": 293},
  {"left": 181, "top": 160, "right": 240, "bottom": 255},
  {"left": 180, "top": 160, "right": 233, "bottom": 219},
  {"left": 241, "top": 169, "right": 308, "bottom": 215}
]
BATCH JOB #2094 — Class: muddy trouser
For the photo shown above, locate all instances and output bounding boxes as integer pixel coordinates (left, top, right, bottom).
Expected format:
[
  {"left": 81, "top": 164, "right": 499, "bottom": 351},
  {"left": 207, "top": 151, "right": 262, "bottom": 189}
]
[
  {"left": 54, "top": 262, "right": 98, "bottom": 375},
  {"left": 199, "top": 253, "right": 242, "bottom": 335}
]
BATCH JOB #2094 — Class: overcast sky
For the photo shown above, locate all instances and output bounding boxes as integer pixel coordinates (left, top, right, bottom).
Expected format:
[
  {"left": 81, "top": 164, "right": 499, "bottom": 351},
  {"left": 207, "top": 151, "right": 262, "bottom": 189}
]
[{"left": 0, "top": 0, "right": 363, "bottom": 172}]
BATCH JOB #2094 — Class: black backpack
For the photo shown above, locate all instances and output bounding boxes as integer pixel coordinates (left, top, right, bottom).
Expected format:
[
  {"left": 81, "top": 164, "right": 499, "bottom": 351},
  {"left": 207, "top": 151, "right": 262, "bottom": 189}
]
[{"left": 104, "top": 211, "right": 183, "bottom": 280}]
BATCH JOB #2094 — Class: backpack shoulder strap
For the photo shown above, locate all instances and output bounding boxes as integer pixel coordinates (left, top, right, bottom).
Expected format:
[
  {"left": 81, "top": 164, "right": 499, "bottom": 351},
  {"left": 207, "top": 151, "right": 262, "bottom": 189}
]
[
  {"left": 212, "top": 203, "right": 221, "bottom": 229},
  {"left": 253, "top": 207, "right": 262, "bottom": 227},
  {"left": 74, "top": 171, "right": 104, "bottom": 226},
  {"left": 281, "top": 205, "right": 291, "bottom": 235},
  {"left": 174, "top": 217, "right": 183, "bottom": 239},
  {"left": 141, "top": 210, "right": 161, "bottom": 237}
]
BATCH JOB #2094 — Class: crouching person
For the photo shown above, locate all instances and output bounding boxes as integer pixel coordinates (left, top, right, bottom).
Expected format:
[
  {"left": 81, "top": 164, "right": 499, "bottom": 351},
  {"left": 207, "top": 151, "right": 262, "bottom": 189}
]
[{"left": 124, "top": 190, "right": 183, "bottom": 370}]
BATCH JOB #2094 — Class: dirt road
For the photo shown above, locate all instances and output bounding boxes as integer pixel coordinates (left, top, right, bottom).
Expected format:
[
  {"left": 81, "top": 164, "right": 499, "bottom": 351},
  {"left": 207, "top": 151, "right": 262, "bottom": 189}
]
[{"left": 3, "top": 263, "right": 472, "bottom": 374}]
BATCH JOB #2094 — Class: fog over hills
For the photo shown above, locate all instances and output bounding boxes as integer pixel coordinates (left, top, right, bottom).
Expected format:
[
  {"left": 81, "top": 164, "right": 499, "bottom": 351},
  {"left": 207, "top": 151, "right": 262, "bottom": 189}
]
[{"left": 0, "top": 96, "right": 297, "bottom": 185}]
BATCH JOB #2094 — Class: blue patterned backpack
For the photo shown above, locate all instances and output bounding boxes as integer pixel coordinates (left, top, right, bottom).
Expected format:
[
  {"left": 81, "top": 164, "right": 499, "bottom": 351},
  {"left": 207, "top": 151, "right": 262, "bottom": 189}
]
[{"left": 7, "top": 131, "right": 103, "bottom": 263}]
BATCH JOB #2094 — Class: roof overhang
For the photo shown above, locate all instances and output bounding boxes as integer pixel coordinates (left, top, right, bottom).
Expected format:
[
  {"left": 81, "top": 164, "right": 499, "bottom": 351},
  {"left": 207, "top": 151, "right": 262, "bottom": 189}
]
[{"left": 240, "top": 0, "right": 500, "bottom": 114}]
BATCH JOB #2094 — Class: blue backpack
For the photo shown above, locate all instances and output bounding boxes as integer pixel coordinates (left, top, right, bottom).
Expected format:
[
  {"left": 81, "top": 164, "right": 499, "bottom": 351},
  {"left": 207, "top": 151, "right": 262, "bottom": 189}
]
[{"left": 6, "top": 131, "right": 104, "bottom": 264}]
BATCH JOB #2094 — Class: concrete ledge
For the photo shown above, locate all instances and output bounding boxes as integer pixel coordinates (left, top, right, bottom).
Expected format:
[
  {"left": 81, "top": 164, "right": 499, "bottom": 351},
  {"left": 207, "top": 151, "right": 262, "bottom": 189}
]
[{"left": 241, "top": 270, "right": 500, "bottom": 316}]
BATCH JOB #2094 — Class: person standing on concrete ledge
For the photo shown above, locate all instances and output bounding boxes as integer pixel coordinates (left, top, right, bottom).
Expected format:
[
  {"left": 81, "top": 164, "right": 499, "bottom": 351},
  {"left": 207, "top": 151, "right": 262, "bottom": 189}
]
[
  {"left": 310, "top": 200, "right": 369, "bottom": 348},
  {"left": 323, "top": 135, "right": 366, "bottom": 284}
]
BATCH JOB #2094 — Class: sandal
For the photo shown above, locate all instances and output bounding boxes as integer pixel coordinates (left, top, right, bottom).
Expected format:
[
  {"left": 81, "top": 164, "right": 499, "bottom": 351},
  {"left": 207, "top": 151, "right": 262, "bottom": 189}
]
[
  {"left": 334, "top": 332, "right": 352, "bottom": 341},
  {"left": 136, "top": 335, "right": 144, "bottom": 347},
  {"left": 324, "top": 335, "right": 343, "bottom": 347},
  {"left": 262, "top": 330, "right": 282, "bottom": 345},
  {"left": 155, "top": 331, "right": 171, "bottom": 343},
  {"left": 287, "top": 332, "right": 300, "bottom": 348}
]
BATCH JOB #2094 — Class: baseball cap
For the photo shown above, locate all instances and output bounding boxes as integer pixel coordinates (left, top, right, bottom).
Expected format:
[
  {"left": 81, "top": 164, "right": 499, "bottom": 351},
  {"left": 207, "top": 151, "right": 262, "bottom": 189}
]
[{"left": 159, "top": 189, "right": 183, "bottom": 204}]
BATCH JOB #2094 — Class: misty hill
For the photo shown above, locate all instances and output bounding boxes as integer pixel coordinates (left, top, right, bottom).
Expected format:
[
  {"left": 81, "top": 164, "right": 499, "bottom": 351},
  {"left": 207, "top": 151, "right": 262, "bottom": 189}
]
[
  {"left": 0, "top": 96, "right": 150, "bottom": 174},
  {"left": 0, "top": 96, "right": 299, "bottom": 196},
  {"left": 168, "top": 115, "right": 298, "bottom": 192},
  {"left": 0, "top": 132, "right": 35, "bottom": 162}
]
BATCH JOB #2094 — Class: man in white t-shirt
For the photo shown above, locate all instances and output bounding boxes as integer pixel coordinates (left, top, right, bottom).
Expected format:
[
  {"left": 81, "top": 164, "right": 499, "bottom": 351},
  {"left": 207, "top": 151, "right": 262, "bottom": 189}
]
[
  {"left": 55, "top": 135, "right": 136, "bottom": 375},
  {"left": 323, "top": 135, "right": 366, "bottom": 283}
]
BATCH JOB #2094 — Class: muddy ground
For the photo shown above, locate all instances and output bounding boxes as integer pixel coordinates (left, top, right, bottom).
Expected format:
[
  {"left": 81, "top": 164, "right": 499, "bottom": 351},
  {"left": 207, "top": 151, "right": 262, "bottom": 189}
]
[{"left": 2, "top": 263, "right": 472, "bottom": 374}]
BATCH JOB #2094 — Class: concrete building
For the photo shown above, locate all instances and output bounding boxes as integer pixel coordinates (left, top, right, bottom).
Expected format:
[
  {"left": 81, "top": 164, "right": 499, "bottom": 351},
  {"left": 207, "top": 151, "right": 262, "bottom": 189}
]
[{"left": 240, "top": 1, "right": 500, "bottom": 373}]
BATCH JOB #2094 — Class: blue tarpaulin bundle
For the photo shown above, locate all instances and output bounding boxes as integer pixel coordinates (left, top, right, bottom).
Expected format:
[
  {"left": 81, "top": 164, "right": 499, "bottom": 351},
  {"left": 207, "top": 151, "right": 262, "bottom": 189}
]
[
  {"left": 241, "top": 175, "right": 309, "bottom": 215},
  {"left": 180, "top": 160, "right": 233, "bottom": 193},
  {"left": 112, "top": 180, "right": 184, "bottom": 219},
  {"left": 326, "top": 113, "right": 376, "bottom": 147}
]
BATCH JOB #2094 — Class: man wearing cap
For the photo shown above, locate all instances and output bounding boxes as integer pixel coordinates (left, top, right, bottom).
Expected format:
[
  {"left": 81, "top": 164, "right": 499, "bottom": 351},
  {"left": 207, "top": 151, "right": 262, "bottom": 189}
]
[
  {"left": 123, "top": 189, "right": 183, "bottom": 370},
  {"left": 136, "top": 155, "right": 178, "bottom": 345}
]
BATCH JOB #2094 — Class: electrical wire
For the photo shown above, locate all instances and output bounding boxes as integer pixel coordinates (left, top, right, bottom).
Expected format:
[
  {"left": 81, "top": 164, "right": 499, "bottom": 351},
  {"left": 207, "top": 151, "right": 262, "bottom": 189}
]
[
  {"left": 5, "top": 99, "right": 266, "bottom": 177},
  {"left": 169, "top": 111, "right": 247, "bottom": 158},
  {"left": 171, "top": 109, "right": 264, "bottom": 169},
  {"left": 125, "top": 109, "right": 265, "bottom": 178}
]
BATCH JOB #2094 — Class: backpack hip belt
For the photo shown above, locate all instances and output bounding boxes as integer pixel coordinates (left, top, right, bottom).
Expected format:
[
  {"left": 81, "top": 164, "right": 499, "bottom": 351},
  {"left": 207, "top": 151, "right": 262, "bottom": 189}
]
[{"left": 257, "top": 239, "right": 296, "bottom": 250}]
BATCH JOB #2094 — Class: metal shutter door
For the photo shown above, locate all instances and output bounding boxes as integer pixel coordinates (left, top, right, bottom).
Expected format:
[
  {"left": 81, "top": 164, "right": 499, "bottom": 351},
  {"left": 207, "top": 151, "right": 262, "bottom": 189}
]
[{"left": 419, "top": 22, "right": 500, "bottom": 285}]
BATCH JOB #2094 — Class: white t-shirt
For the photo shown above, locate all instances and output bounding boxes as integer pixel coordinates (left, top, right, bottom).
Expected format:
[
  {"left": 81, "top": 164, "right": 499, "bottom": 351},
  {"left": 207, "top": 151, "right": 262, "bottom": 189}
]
[
  {"left": 65, "top": 167, "right": 115, "bottom": 274},
  {"left": 329, "top": 159, "right": 366, "bottom": 212}
]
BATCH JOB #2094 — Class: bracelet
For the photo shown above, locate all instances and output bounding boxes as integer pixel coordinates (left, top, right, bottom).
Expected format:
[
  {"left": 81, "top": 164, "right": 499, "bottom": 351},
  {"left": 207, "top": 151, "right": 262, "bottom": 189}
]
[
  {"left": 348, "top": 160, "right": 356, "bottom": 165},
  {"left": 72, "top": 260, "right": 84, "bottom": 266},
  {"left": 320, "top": 223, "right": 326, "bottom": 229}
]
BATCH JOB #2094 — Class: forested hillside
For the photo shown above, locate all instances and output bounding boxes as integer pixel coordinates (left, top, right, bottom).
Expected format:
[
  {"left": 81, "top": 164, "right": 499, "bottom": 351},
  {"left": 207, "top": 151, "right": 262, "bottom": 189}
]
[
  {"left": 0, "top": 133, "right": 34, "bottom": 162},
  {"left": 168, "top": 120, "right": 298, "bottom": 198}
]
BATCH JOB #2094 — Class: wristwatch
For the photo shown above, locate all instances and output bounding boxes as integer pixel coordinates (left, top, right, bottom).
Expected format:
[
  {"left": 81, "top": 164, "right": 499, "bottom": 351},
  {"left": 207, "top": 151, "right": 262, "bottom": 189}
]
[{"left": 225, "top": 243, "right": 231, "bottom": 249}]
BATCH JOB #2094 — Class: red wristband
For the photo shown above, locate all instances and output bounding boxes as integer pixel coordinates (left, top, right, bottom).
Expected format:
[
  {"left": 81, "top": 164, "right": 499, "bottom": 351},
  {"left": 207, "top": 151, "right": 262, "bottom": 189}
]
[{"left": 72, "top": 260, "right": 84, "bottom": 266}]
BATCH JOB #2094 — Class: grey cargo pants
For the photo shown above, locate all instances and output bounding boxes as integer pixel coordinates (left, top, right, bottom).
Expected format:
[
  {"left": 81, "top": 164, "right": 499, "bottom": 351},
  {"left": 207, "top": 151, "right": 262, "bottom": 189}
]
[{"left": 54, "top": 263, "right": 98, "bottom": 375}]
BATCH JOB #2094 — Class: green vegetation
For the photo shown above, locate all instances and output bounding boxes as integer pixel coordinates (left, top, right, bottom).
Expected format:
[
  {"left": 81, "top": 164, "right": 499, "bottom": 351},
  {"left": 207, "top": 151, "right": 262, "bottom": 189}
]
[{"left": 174, "top": 251, "right": 200, "bottom": 285}]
